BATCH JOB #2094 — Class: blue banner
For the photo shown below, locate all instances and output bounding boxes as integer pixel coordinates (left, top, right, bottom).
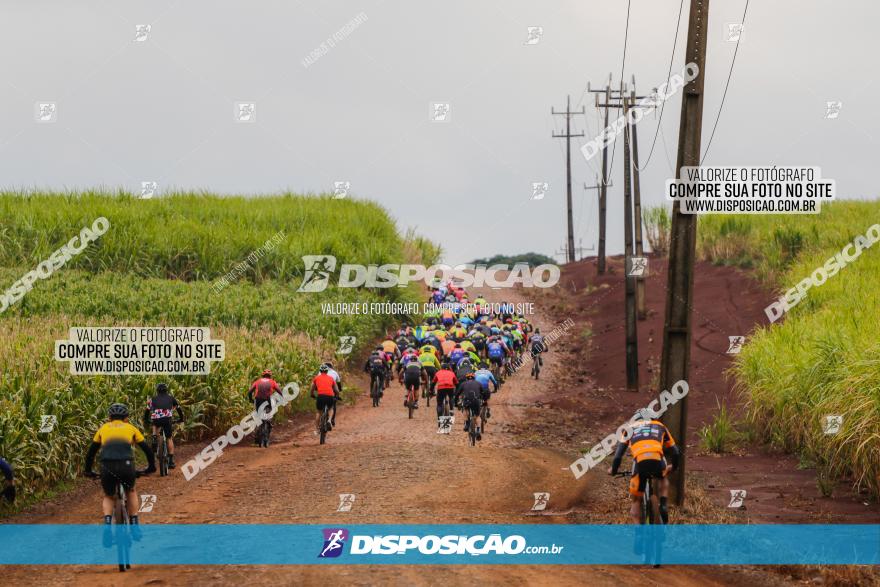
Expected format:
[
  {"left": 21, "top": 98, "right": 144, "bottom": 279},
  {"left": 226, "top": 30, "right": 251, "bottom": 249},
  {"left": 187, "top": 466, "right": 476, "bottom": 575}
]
[{"left": 0, "top": 524, "right": 877, "bottom": 565}]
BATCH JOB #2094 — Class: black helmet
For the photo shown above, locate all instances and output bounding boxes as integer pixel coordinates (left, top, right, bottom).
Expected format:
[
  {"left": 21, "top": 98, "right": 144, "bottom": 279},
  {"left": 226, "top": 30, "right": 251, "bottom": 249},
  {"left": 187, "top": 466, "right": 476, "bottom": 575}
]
[
  {"left": 108, "top": 403, "right": 129, "bottom": 419},
  {"left": 319, "top": 364, "right": 329, "bottom": 373},
  {"left": 156, "top": 382, "right": 169, "bottom": 394}
]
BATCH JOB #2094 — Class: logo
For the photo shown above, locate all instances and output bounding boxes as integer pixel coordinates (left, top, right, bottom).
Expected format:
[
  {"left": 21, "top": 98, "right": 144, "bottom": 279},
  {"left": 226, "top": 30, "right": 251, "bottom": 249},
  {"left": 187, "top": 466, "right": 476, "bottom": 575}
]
[
  {"left": 437, "top": 415, "right": 453, "bottom": 434},
  {"left": 531, "top": 182, "right": 548, "bottom": 200},
  {"left": 726, "top": 336, "right": 745, "bottom": 354},
  {"left": 823, "top": 415, "right": 843, "bottom": 435},
  {"left": 138, "top": 494, "right": 157, "bottom": 513},
  {"left": 39, "top": 415, "right": 57, "bottom": 433},
  {"left": 627, "top": 256, "right": 648, "bottom": 277},
  {"left": 726, "top": 23, "right": 743, "bottom": 42},
  {"left": 531, "top": 492, "right": 550, "bottom": 511},
  {"left": 298, "top": 255, "right": 337, "bottom": 292},
  {"left": 333, "top": 181, "right": 351, "bottom": 199},
  {"left": 134, "top": 24, "right": 151, "bottom": 42},
  {"left": 140, "top": 181, "right": 158, "bottom": 199},
  {"left": 524, "top": 26, "right": 543, "bottom": 45},
  {"left": 337, "top": 494, "right": 356, "bottom": 512},
  {"left": 319, "top": 528, "right": 349, "bottom": 558},
  {"left": 728, "top": 489, "right": 746, "bottom": 508},
  {"left": 430, "top": 102, "right": 451, "bottom": 123},
  {"left": 824, "top": 101, "right": 842, "bottom": 120},
  {"left": 235, "top": 102, "right": 256, "bottom": 123},
  {"left": 337, "top": 336, "right": 356, "bottom": 355},
  {"left": 35, "top": 102, "right": 57, "bottom": 123}
]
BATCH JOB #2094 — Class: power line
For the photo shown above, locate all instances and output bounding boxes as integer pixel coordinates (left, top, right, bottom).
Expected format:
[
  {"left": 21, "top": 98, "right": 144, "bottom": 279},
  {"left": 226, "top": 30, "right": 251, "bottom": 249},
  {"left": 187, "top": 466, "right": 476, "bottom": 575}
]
[
  {"left": 701, "top": 0, "right": 750, "bottom": 164},
  {"left": 607, "top": 0, "right": 632, "bottom": 179},
  {"left": 635, "top": 0, "right": 685, "bottom": 172}
]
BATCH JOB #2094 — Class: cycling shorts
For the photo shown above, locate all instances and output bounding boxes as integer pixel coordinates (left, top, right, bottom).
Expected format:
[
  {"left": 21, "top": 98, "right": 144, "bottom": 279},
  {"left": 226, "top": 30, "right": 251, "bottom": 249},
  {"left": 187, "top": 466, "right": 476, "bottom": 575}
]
[
  {"left": 629, "top": 458, "right": 667, "bottom": 497},
  {"left": 316, "top": 395, "right": 335, "bottom": 411},
  {"left": 403, "top": 374, "right": 421, "bottom": 389},
  {"left": 99, "top": 460, "right": 136, "bottom": 497},
  {"left": 151, "top": 417, "right": 174, "bottom": 438},
  {"left": 489, "top": 355, "right": 503, "bottom": 365}
]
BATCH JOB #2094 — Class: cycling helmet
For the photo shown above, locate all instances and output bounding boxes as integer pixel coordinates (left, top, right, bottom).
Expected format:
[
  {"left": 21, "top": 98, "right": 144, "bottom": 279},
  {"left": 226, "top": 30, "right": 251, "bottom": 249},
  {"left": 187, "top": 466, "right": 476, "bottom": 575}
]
[
  {"left": 319, "top": 365, "right": 329, "bottom": 374},
  {"left": 324, "top": 361, "right": 333, "bottom": 369},
  {"left": 262, "top": 369, "right": 272, "bottom": 377},
  {"left": 156, "top": 382, "right": 169, "bottom": 394},
  {"left": 108, "top": 403, "right": 129, "bottom": 419},
  {"left": 375, "top": 345, "right": 384, "bottom": 351},
  {"left": 479, "top": 362, "right": 489, "bottom": 369},
  {"left": 465, "top": 372, "right": 476, "bottom": 379},
  {"left": 534, "top": 328, "right": 541, "bottom": 334}
]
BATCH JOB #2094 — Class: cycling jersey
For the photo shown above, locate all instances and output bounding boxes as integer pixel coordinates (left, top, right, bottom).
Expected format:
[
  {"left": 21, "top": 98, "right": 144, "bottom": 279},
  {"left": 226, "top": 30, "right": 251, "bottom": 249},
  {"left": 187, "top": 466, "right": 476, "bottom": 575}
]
[
  {"left": 441, "top": 339, "right": 456, "bottom": 356},
  {"left": 459, "top": 340, "right": 476, "bottom": 353},
  {"left": 92, "top": 421, "right": 145, "bottom": 461},
  {"left": 458, "top": 380, "right": 483, "bottom": 408},
  {"left": 611, "top": 420, "right": 679, "bottom": 476},
  {"left": 420, "top": 344, "right": 437, "bottom": 356},
  {"left": 473, "top": 369, "right": 498, "bottom": 393},
  {"left": 249, "top": 377, "right": 281, "bottom": 401},
  {"left": 449, "top": 348, "right": 465, "bottom": 363},
  {"left": 313, "top": 373, "right": 336, "bottom": 397},
  {"left": 366, "top": 353, "right": 386, "bottom": 373},
  {"left": 418, "top": 352, "right": 441, "bottom": 369},
  {"left": 487, "top": 342, "right": 504, "bottom": 358},
  {"left": 433, "top": 369, "right": 458, "bottom": 390},
  {"left": 146, "top": 393, "right": 180, "bottom": 420},
  {"left": 381, "top": 340, "right": 399, "bottom": 355},
  {"left": 403, "top": 361, "right": 423, "bottom": 378}
]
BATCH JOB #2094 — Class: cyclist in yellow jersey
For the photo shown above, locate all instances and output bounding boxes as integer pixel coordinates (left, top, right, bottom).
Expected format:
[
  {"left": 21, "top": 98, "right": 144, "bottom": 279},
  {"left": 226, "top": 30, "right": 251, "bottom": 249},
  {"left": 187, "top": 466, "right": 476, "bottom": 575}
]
[
  {"left": 381, "top": 338, "right": 399, "bottom": 360},
  {"left": 84, "top": 403, "right": 155, "bottom": 528},
  {"left": 460, "top": 339, "right": 476, "bottom": 354}
]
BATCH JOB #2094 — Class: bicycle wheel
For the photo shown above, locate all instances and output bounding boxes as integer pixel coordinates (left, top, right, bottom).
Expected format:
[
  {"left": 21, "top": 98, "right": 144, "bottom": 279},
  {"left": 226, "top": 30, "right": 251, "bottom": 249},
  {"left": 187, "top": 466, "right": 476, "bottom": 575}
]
[
  {"left": 319, "top": 406, "right": 329, "bottom": 445},
  {"left": 114, "top": 485, "right": 130, "bottom": 572},
  {"left": 261, "top": 422, "right": 270, "bottom": 448},
  {"left": 371, "top": 378, "right": 379, "bottom": 407},
  {"left": 158, "top": 434, "right": 168, "bottom": 477},
  {"left": 468, "top": 415, "right": 477, "bottom": 446},
  {"left": 407, "top": 389, "right": 414, "bottom": 419},
  {"left": 480, "top": 405, "right": 488, "bottom": 433}
]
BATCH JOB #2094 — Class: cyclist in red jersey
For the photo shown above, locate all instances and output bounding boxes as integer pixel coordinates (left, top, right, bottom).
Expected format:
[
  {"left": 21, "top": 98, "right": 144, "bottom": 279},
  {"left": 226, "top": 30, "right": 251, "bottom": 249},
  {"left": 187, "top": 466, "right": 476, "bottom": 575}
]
[
  {"left": 310, "top": 365, "right": 340, "bottom": 433},
  {"left": 248, "top": 370, "right": 281, "bottom": 444},
  {"left": 432, "top": 362, "right": 458, "bottom": 418}
]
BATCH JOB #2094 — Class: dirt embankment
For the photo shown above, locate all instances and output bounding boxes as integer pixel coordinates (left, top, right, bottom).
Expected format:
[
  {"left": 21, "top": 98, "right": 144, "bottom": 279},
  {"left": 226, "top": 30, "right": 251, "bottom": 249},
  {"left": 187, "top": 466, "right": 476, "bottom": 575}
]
[{"left": 535, "top": 254, "right": 879, "bottom": 525}]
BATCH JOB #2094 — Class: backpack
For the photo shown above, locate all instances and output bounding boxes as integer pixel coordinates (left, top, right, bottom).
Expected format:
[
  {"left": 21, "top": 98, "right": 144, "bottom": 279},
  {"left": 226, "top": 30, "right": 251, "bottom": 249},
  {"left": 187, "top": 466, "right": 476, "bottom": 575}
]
[{"left": 369, "top": 355, "right": 385, "bottom": 372}]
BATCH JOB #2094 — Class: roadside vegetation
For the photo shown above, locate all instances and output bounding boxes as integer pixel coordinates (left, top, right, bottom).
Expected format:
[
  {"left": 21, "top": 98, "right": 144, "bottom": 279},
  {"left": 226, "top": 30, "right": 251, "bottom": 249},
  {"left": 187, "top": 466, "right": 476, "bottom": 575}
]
[
  {"left": 0, "top": 191, "right": 439, "bottom": 504},
  {"left": 696, "top": 201, "right": 880, "bottom": 498}
]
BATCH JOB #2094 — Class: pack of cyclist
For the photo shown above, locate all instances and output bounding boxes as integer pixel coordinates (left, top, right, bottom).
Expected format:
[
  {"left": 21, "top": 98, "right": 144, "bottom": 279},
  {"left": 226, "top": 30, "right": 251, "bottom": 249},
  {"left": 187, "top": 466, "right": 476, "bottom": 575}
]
[{"left": 362, "top": 279, "right": 545, "bottom": 441}]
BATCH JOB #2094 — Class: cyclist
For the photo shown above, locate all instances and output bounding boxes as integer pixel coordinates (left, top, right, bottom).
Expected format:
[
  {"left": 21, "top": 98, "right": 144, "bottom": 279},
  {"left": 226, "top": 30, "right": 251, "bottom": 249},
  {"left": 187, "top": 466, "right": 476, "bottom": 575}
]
[
  {"left": 324, "top": 361, "right": 343, "bottom": 427},
  {"left": 458, "top": 373, "right": 484, "bottom": 439},
  {"left": 432, "top": 362, "right": 458, "bottom": 418},
  {"left": 448, "top": 343, "right": 465, "bottom": 367},
  {"left": 310, "top": 365, "right": 340, "bottom": 434},
  {"left": 486, "top": 336, "right": 507, "bottom": 381},
  {"left": 248, "top": 370, "right": 281, "bottom": 442},
  {"left": 417, "top": 346, "right": 441, "bottom": 397},
  {"left": 84, "top": 403, "right": 155, "bottom": 527},
  {"left": 0, "top": 457, "right": 14, "bottom": 503},
  {"left": 473, "top": 362, "right": 499, "bottom": 418},
  {"left": 530, "top": 328, "right": 547, "bottom": 367},
  {"left": 364, "top": 349, "right": 387, "bottom": 397},
  {"left": 455, "top": 357, "right": 475, "bottom": 382},
  {"left": 400, "top": 358, "right": 424, "bottom": 409},
  {"left": 143, "top": 382, "right": 185, "bottom": 468},
  {"left": 610, "top": 413, "right": 680, "bottom": 524}
]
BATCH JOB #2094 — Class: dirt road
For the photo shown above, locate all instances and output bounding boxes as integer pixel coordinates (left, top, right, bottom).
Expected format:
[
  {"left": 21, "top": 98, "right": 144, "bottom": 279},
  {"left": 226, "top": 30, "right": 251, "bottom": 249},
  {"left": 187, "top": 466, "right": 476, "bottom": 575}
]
[{"left": 3, "top": 283, "right": 798, "bottom": 586}]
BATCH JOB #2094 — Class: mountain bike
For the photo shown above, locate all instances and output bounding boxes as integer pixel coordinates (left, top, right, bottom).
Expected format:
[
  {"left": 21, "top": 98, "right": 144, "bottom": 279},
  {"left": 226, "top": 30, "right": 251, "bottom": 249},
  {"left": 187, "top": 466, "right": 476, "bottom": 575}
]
[
  {"left": 370, "top": 374, "right": 382, "bottom": 407},
  {"left": 91, "top": 469, "right": 148, "bottom": 572},
  {"left": 479, "top": 402, "right": 490, "bottom": 433},
  {"left": 155, "top": 418, "right": 182, "bottom": 475},
  {"left": 531, "top": 354, "right": 542, "bottom": 379},
  {"left": 465, "top": 405, "right": 479, "bottom": 446},
  {"left": 319, "top": 403, "right": 331, "bottom": 445},
  {"left": 405, "top": 383, "right": 418, "bottom": 419},
  {"left": 615, "top": 471, "right": 664, "bottom": 525}
]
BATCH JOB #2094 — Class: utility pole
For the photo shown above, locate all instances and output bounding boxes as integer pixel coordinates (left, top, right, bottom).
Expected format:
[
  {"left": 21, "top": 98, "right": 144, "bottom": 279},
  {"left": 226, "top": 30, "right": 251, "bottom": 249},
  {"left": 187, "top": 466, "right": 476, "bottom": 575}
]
[
  {"left": 660, "top": 0, "right": 711, "bottom": 506},
  {"left": 631, "top": 76, "right": 647, "bottom": 320},
  {"left": 597, "top": 84, "right": 649, "bottom": 391},
  {"left": 621, "top": 87, "right": 639, "bottom": 391},
  {"left": 587, "top": 75, "right": 612, "bottom": 273},
  {"left": 553, "top": 95, "right": 586, "bottom": 263}
]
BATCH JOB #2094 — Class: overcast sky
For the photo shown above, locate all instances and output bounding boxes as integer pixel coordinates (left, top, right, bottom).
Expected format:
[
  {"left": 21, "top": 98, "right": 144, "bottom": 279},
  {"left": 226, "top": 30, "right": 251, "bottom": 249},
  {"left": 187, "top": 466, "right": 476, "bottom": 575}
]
[{"left": 1, "top": 1, "right": 877, "bottom": 264}]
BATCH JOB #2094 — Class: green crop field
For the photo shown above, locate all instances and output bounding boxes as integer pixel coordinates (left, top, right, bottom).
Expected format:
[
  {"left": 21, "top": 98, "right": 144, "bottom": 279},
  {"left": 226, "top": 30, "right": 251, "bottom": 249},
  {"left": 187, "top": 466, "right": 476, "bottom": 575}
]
[
  {"left": 0, "top": 191, "right": 439, "bottom": 504},
  {"left": 698, "top": 201, "right": 880, "bottom": 498}
]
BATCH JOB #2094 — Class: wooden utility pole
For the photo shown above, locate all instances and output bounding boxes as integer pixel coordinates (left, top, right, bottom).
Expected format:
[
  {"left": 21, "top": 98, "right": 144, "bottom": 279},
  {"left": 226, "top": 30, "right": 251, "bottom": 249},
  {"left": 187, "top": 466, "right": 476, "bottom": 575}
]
[
  {"left": 660, "top": 0, "right": 711, "bottom": 506},
  {"left": 621, "top": 88, "right": 639, "bottom": 391},
  {"left": 552, "top": 95, "right": 586, "bottom": 263},
  {"left": 597, "top": 85, "right": 649, "bottom": 391},
  {"left": 630, "top": 77, "right": 647, "bottom": 320},
  {"left": 588, "top": 76, "right": 612, "bottom": 273}
]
